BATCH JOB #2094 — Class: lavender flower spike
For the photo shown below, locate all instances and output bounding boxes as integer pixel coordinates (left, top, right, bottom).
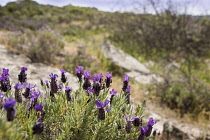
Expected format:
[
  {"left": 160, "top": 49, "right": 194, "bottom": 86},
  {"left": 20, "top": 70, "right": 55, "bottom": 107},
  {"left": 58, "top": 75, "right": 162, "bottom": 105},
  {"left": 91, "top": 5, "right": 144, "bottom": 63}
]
[
  {"left": 95, "top": 100, "right": 110, "bottom": 120},
  {"left": 0, "top": 68, "right": 11, "bottom": 92},
  {"left": 34, "top": 103, "right": 43, "bottom": 111},
  {"left": 76, "top": 66, "right": 83, "bottom": 82},
  {"left": 14, "top": 82, "right": 23, "bottom": 103},
  {"left": 83, "top": 71, "right": 91, "bottom": 90},
  {"left": 124, "top": 74, "right": 129, "bottom": 82},
  {"left": 65, "top": 87, "right": 72, "bottom": 102},
  {"left": 145, "top": 117, "right": 156, "bottom": 137},
  {"left": 132, "top": 116, "right": 142, "bottom": 126},
  {"left": 125, "top": 115, "right": 135, "bottom": 133},
  {"left": 34, "top": 103, "right": 45, "bottom": 121},
  {"left": 105, "top": 72, "right": 112, "bottom": 88},
  {"left": 110, "top": 89, "right": 117, "bottom": 95},
  {"left": 3, "top": 98, "right": 16, "bottom": 121},
  {"left": 1, "top": 68, "right": 9, "bottom": 77},
  {"left": 137, "top": 125, "right": 148, "bottom": 140},
  {"left": 49, "top": 73, "right": 58, "bottom": 97},
  {"left": 92, "top": 74, "right": 101, "bottom": 83},
  {"left": 60, "top": 69, "right": 67, "bottom": 83},
  {"left": 29, "top": 90, "right": 41, "bottom": 103},
  {"left": 84, "top": 71, "right": 91, "bottom": 79},
  {"left": 122, "top": 74, "right": 129, "bottom": 92},
  {"left": 18, "top": 67, "right": 28, "bottom": 83},
  {"left": 33, "top": 120, "right": 44, "bottom": 134}
]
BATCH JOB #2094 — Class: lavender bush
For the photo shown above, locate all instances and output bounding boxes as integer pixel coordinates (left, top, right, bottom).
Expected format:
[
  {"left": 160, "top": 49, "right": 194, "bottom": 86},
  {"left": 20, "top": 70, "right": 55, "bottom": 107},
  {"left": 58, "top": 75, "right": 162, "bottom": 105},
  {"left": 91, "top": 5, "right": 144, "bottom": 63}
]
[{"left": 0, "top": 67, "right": 158, "bottom": 139}]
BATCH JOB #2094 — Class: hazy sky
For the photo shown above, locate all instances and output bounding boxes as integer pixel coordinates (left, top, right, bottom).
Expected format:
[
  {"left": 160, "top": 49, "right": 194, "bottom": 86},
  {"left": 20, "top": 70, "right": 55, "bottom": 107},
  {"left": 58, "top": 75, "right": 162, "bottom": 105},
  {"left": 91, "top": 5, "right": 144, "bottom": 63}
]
[{"left": 0, "top": 0, "right": 209, "bottom": 15}]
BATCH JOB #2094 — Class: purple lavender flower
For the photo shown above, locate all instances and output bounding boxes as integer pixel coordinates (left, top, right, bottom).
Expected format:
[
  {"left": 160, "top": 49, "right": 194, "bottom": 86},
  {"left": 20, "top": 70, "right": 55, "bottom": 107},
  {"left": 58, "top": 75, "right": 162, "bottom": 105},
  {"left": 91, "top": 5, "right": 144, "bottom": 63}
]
[
  {"left": 86, "top": 87, "right": 94, "bottom": 93},
  {"left": 58, "top": 83, "right": 63, "bottom": 89},
  {"left": 33, "top": 120, "right": 44, "bottom": 134},
  {"left": 86, "top": 87, "right": 93, "bottom": 96},
  {"left": 49, "top": 73, "right": 58, "bottom": 97},
  {"left": 23, "top": 83, "right": 36, "bottom": 89},
  {"left": 21, "top": 67, "right": 28, "bottom": 71},
  {"left": 3, "top": 98, "right": 16, "bottom": 121},
  {"left": 29, "top": 90, "right": 41, "bottom": 103},
  {"left": 145, "top": 117, "right": 156, "bottom": 137},
  {"left": 95, "top": 100, "right": 110, "bottom": 120},
  {"left": 65, "top": 87, "right": 72, "bottom": 102},
  {"left": 126, "top": 85, "right": 131, "bottom": 93},
  {"left": 83, "top": 71, "right": 91, "bottom": 90},
  {"left": 137, "top": 125, "right": 148, "bottom": 140},
  {"left": 141, "top": 125, "right": 148, "bottom": 134},
  {"left": 34, "top": 103, "right": 43, "bottom": 111},
  {"left": 60, "top": 69, "right": 67, "bottom": 83},
  {"left": 76, "top": 66, "right": 83, "bottom": 82},
  {"left": 84, "top": 71, "right": 91, "bottom": 79},
  {"left": 148, "top": 117, "right": 156, "bottom": 126},
  {"left": 106, "top": 72, "right": 112, "bottom": 79},
  {"left": 106, "top": 107, "right": 111, "bottom": 113},
  {"left": 110, "top": 89, "right": 117, "bottom": 95},
  {"left": 92, "top": 74, "right": 101, "bottom": 83},
  {"left": 124, "top": 74, "right": 129, "bottom": 82},
  {"left": 14, "top": 82, "right": 23, "bottom": 103},
  {"left": 110, "top": 89, "right": 117, "bottom": 104},
  {"left": 18, "top": 67, "right": 28, "bottom": 83},
  {"left": 132, "top": 116, "right": 142, "bottom": 126},
  {"left": 3, "top": 98, "right": 16, "bottom": 110},
  {"left": 125, "top": 115, "right": 135, "bottom": 133},
  {"left": 1, "top": 68, "right": 9, "bottom": 77},
  {"left": 105, "top": 72, "right": 112, "bottom": 88},
  {"left": 60, "top": 69, "right": 66, "bottom": 73},
  {"left": 49, "top": 73, "right": 58, "bottom": 79},
  {"left": 122, "top": 74, "right": 129, "bottom": 92},
  {"left": 14, "top": 82, "right": 23, "bottom": 90},
  {"left": 0, "top": 92, "right": 4, "bottom": 98},
  {"left": 93, "top": 82, "right": 101, "bottom": 96},
  {"left": 95, "top": 100, "right": 110, "bottom": 109},
  {"left": 92, "top": 74, "right": 103, "bottom": 96},
  {"left": 0, "top": 68, "right": 11, "bottom": 92}
]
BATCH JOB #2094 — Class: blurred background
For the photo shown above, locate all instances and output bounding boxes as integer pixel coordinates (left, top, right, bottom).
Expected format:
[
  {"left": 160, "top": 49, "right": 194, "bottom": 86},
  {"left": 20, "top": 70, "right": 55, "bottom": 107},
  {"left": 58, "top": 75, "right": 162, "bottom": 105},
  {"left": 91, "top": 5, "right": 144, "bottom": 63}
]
[{"left": 0, "top": 0, "right": 209, "bottom": 139}]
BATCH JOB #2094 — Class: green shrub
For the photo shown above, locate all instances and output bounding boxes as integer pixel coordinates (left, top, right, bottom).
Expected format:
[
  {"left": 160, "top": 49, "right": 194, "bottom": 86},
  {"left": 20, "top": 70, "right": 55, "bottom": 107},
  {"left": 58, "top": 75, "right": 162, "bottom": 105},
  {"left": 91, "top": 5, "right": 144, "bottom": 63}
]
[
  {"left": 0, "top": 67, "right": 156, "bottom": 139},
  {"left": 155, "top": 63, "right": 210, "bottom": 118},
  {"left": 8, "top": 30, "right": 64, "bottom": 64}
]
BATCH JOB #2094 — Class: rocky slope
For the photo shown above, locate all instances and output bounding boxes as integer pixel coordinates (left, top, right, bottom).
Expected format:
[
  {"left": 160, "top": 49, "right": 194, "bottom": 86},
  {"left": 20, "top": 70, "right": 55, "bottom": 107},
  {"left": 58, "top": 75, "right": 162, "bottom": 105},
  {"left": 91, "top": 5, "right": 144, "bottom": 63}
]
[{"left": 0, "top": 44, "right": 79, "bottom": 91}]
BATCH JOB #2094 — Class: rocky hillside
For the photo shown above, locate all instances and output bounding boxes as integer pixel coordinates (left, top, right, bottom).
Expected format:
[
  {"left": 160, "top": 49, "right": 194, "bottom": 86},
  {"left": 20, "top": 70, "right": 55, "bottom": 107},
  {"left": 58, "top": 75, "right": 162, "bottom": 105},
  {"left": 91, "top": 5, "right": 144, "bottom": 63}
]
[{"left": 1, "top": 42, "right": 209, "bottom": 139}]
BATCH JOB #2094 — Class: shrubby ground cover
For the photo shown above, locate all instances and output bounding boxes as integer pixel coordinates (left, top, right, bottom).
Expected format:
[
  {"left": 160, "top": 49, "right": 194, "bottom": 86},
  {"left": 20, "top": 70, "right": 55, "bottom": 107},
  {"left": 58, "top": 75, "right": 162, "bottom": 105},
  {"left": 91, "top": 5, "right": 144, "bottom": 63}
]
[
  {"left": 0, "top": 67, "right": 158, "bottom": 140},
  {"left": 0, "top": 0, "right": 209, "bottom": 128}
]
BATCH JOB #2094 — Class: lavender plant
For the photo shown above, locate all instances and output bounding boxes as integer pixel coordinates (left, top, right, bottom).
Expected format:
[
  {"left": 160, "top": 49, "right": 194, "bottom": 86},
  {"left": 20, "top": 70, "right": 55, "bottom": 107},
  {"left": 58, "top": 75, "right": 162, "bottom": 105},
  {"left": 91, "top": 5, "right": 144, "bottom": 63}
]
[{"left": 0, "top": 67, "right": 157, "bottom": 140}]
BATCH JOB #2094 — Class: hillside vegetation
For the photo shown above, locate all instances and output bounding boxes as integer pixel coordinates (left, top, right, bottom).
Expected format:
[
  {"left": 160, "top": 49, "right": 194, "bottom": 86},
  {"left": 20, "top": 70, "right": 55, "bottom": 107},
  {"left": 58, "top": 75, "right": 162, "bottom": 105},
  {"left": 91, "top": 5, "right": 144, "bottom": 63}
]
[{"left": 0, "top": 0, "right": 209, "bottom": 123}]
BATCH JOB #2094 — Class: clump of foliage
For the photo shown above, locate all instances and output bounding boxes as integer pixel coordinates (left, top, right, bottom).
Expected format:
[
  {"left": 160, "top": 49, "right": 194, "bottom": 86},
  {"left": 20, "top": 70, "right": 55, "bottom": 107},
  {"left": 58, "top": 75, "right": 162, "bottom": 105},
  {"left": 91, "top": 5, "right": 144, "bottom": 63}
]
[
  {"left": 8, "top": 29, "right": 64, "bottom": 64},
  {"left": 154, "top": 63, "right": 210, "bottom": 118},
  {"left": 0, "top": 67, "right": 159, "bottom": 139}
]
